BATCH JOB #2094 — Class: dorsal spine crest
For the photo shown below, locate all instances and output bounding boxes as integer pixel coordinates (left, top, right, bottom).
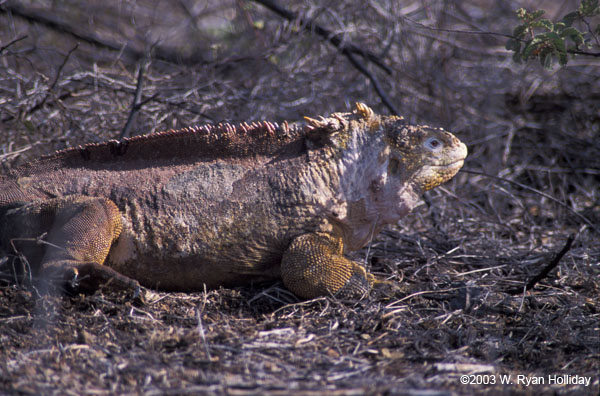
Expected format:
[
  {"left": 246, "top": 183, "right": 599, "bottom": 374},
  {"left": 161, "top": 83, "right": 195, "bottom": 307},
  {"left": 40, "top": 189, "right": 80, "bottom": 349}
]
[
  {"left": 22, "top": 118, "right": 307, "bottom": 170},
  {"left": 354, "top": 102, "right": 374, "bottom": 120}
]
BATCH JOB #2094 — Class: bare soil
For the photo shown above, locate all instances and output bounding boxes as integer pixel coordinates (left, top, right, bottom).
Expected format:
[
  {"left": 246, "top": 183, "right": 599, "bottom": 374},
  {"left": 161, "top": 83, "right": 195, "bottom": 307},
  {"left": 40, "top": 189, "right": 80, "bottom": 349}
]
[{"left": 1, "top": 1, "right": 598, "bottom": 395}]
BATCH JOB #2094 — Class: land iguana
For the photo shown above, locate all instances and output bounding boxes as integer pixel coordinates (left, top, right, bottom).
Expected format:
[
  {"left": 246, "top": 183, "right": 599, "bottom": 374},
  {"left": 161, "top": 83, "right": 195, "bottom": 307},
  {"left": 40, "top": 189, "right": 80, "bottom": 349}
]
[{"left": 0, "top": 103, "right": 467, "bottom": 299}]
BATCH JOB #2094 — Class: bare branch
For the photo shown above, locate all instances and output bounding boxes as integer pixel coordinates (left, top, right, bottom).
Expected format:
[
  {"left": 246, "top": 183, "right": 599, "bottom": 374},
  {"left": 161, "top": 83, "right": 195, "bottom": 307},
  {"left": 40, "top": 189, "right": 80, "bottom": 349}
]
[
  {"left": 0, "top": 34, "right": 27, "bottom": 55},
  {"left": 402, "top": 16, "right": 518, "bottom": 41},
  {"left": 29, "top": 43, "right": 78, "bottom": 112},
  {"left": 462, "top": 169, "right": 598, "bottom": 233},
  {"left": 252, "top": 0, "right": 399, "bottom": 114},
  {"left": 403, "top": 16, "right": 600, "bottom": 58},
  {"left": 1, "top": 4, "right": 125, "bottom": 52},
  {"left": 252, "top": 0, "right": 392, "bottom": 74},
  {"left": 567, "top": 49, "right": 600, "bottom": 57},
  {"left": 507, "top": 234, "right": 576, "bottom": 295},
  {"left": 344, "top": 51, "right": 400, "bottom": 115},
  {"left": 581, "top": 17, "right": 600, "bottom": 48},
  {"left": 120, "top": 56, "right": 151, "bottom": 139},
  {"left": 0, "top": 3, "right": 206, "bottom": 65}
]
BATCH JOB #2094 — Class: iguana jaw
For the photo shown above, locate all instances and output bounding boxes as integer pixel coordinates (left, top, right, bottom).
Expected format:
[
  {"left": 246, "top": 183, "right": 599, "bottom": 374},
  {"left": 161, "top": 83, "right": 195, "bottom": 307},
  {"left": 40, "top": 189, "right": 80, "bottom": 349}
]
[{"left": 414, "top": 140, "right": 467, "bottom": 192}]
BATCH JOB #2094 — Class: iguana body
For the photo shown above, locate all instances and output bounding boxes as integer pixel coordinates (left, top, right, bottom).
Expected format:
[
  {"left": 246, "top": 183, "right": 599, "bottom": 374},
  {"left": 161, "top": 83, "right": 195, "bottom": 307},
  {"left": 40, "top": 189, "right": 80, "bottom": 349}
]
[{"left": 0, "top": 104, "right": 467, "bottom": 298}]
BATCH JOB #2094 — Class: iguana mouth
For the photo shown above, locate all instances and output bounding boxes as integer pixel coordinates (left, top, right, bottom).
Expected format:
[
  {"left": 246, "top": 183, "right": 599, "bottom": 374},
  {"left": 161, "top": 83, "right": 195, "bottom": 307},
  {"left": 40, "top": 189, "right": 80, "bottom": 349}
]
[
  {"left": 431, "top": 158, "right": 465, "bottom": 168},
  {"left": 430, "top": 141, "right": 468, "bottom": 168}
]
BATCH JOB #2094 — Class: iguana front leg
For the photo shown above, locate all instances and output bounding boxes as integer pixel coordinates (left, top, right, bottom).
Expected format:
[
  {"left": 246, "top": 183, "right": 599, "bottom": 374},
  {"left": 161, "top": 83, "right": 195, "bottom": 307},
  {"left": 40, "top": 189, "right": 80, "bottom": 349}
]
[
  {"left": 281, "top": 232, "right": 375, "bottom": 299},
  {"left": 1, "top": 195, "right": 139, "bottom": 293}
]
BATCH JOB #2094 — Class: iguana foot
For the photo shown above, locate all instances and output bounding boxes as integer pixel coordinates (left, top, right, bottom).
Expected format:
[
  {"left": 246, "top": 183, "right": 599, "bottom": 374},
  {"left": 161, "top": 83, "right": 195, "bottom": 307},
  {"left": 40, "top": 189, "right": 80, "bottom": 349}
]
[
  {"left": 44, "top": 260, "right": 140, "bottom": 294},
  {"left": 1, "top": 195, "right": 130, "bottom": 294},
  {"left": 369, "top": 276, "right": 402, "bottom": 298},
  {"left": 281, "top": 233, "right": 373, "bottom": 299}
]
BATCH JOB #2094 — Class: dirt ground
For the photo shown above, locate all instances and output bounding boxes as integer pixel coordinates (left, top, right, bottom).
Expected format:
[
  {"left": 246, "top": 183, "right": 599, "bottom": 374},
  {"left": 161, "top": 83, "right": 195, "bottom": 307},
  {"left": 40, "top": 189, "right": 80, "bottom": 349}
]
[{"left": 1, "top": 1, "right": 598, "bottom": 395}]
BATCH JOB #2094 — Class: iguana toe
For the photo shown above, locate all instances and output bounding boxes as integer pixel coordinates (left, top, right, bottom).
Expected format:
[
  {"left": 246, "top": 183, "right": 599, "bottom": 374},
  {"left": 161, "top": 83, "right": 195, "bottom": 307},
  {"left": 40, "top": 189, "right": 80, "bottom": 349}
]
[{"left": 45, "top": 261, "right": 140, "bottom": 295}]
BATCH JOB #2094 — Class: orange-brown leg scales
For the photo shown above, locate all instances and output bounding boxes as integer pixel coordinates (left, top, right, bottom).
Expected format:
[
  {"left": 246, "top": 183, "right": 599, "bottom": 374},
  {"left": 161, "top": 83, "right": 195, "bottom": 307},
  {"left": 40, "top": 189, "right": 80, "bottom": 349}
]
[
  {"left": 281, "top": 233, "right": 373, "bottom": 299},
  {"left": 1, "top": 196, "right": 138, "bottom": 293}
]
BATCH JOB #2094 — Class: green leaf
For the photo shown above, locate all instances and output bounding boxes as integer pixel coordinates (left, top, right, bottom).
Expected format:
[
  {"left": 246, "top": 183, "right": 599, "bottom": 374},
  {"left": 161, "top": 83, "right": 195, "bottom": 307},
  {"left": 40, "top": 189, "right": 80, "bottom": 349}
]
[
  {"left": 558, "top": 51, "right": 568, "bottom": 66},
  {"left": 513, "top": 24, "right": 528, "bottom": 38},
  {"left": 522, "top": 41, "right": 541, "bottom": 59},
  {"left": 562, "top": 27, "right": 585, "bottom": 45},
  {"left": 553, "top": 22, "right": 566, "bottom": 33},
  {"left": 505, "top": 39, "right": 521, "bottom": 52},
  {"left": 532, "top": 18, "right": 554, "bottom": 30},
  {"left": 553, "top": 36, "right": 566, "bottom": 53},
  {"left": 540, "top": 31, "right": 562, "bottom": 41},
  {"left": 535, "top": 32, "right": 561, "bottom": 49},
  {"left": 541, "top": 52, "right": 553, "bottom": 68},
  {"left": 561, "top": 12, "right": 580, "bottom": 26},
  {"left": 512, "top": 51, "right": 523, "bottom": 63},
  {"left": 530, "top": 10, "right": 545, "bottom": 20},
  {"left": 529, "top": 35, "right": 545, "bottom": 44},
  {"left": 561, "top": 26, "right": 580, "bottom": 36},
  {"left": 580, "top": 0, "right": 600, "bottom": 16}
]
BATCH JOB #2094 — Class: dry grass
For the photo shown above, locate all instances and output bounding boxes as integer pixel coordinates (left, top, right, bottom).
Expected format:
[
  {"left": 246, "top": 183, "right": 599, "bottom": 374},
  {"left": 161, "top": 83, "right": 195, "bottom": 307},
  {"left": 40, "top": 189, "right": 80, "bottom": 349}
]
[{"left": 1, "top": 0, "right": 598, "bottom": 394}]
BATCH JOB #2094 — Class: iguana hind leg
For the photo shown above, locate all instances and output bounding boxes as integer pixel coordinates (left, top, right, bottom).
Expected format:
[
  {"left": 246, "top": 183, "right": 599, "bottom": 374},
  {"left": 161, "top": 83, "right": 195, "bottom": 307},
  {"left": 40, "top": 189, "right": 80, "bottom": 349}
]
[
  {"left": 281, "top": 233, "right": 374, "bottom": 299},
  {"left": 1, "top": 195, "right": 139, "bottom": 293}
]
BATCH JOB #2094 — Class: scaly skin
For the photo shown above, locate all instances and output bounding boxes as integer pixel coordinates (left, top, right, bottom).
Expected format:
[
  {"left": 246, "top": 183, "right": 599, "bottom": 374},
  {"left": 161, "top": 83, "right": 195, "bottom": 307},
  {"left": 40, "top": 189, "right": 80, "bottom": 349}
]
[{"left": 0, "top": 103, "right": 467, "bottom": 298}]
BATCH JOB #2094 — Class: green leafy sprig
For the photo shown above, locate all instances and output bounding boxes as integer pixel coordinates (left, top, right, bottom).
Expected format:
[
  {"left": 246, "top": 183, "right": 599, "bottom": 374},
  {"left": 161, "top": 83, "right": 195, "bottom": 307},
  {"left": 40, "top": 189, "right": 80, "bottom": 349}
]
[{"left": 506, "top": 0, "right": 600, "bottom": 68}]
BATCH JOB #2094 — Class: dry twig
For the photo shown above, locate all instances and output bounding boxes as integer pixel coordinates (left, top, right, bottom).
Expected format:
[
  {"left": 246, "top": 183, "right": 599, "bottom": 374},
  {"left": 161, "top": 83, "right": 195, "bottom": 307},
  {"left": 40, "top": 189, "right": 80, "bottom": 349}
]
[
  {"left": 0, "top": 2, "right": 206, "bottom": 65},
  {"left": 507, "top": 233, "right": 576, "bottom": 295},
  {"left": 120, "top": 55, "right": 152, "bottom": 139},
  {"left": 0, "top": 34, "right": 27, "bottom": 55},
  {"left": 403, "top": 15, "right": 600, "bottom": 57},
  {"left": 252, "top": 0, "right": 399, "bottom": 115},
  {"left": 462, "top": 169, "right": 598, "bottom": 233},
  {"left": 21, "top": 43, "right": 79, "bottom": 117},
  {"left": 252, "top": 0, "right": 391, "bottom": 73}
]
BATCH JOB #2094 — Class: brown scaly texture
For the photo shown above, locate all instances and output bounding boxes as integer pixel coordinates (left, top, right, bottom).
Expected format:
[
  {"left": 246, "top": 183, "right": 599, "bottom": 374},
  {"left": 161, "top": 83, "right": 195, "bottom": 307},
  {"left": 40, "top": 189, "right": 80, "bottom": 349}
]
[
  {"left": 0, "top": 119, "right": 303, "bottom": 196},
  {"left": 0, "top": 103, "right": 467, "bottom": 299},
  {"left": 281, "top": 233, "right": 371, "bottom": 299}
]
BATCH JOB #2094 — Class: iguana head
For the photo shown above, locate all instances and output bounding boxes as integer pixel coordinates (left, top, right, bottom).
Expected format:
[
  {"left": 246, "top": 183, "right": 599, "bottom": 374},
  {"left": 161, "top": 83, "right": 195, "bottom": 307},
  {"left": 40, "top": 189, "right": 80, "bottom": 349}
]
[
  {"left": 381, "top": 118, "right": 468, "bottom": 193},
  {"left": 304, "top": 103, "right": 467, "bottom": 247}
]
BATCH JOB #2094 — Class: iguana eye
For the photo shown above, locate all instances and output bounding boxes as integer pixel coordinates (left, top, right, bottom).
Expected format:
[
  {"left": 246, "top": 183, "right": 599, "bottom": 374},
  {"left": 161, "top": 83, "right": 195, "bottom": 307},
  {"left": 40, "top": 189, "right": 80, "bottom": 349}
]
[{"left": 424, "top": 137, "right": 443, "bottom": 152}]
